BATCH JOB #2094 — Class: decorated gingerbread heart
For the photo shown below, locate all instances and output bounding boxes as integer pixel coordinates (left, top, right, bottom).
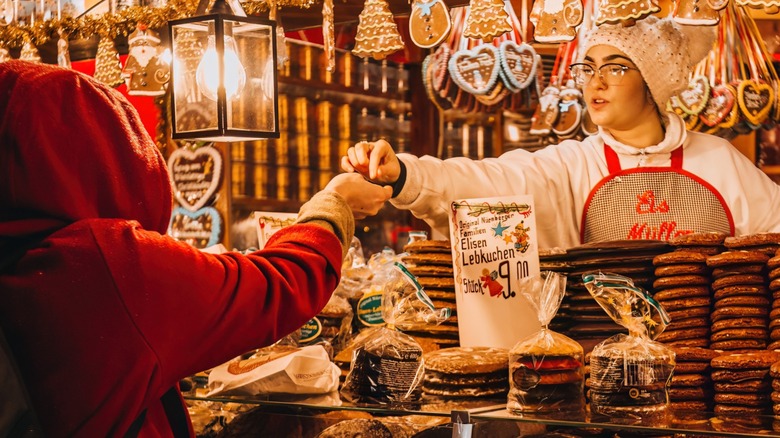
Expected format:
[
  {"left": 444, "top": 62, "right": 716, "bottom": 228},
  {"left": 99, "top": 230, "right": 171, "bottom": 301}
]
[
  {"left": 168, "top": 144, "right": 223, "bottom": 212},
  {"left": 448, "top": 43, "right": 501, "bottom": 96},
  {"left": 409, "top": 0, "right": 452, "bottom": 49},
  {"left": 699, "top": 84, "right": 735, "bottom": 127},
  {"left": 431, "top": 42, "right": 452, "bottom": 94},
  {"left": 168, "top": 206, "right": 223, "bottom": 249},
  {"left": 737, "top": 79, "right": 774, "bottom": 126},
  {"left": 676, "top": 75, "right": 711, "bottom": 116},
  {"left": 717, "top": 83, "right": 740, "bottom": 129},
  {"left": 498, "top": 41, "right": 537, "bottom": 92}
]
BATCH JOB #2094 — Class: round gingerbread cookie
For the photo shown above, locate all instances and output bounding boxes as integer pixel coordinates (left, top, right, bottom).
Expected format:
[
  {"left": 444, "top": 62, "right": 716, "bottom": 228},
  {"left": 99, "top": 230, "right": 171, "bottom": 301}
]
[
  {"left": 713, "top": 285, "right": 768, "bottom": 300},
  {"left": 713, "top": 295, "right": 769, "bottom": 309},
  {"left": 670, "top": 373, "right": 709, "bottom": 387},
  {"left": 706, "top": 250, "right": 771, "bottom": 267},
  {"left": 424, "top": 346, "right": 508, "bottom": 375},
  {"left": 667, "top": 306, "right": 711, "bottom": 320},
  {"left": 671, "top": 232, "right": 728, "bottom": 247},
  {"left": 673, "top": 361, "right": 710, "bottom": 374},
  {"left": 772, "top": 391, "right": 780, "bottom": 403},
  {"left": 653, "top": 251, "right": 708, "bottom": 266},
  {"left": 715, "top": 379, "right": 771, "bottom": 393},
  {"left": 668, "top": 386, "right": 710, "bottom": 400},
  {"left": 709, "top": 339, "right": 768, "bottom": 351},
  {"left": 713, "top": 404, "right": 769, "bottom": 417},
  {"left": 654, "top": 264, "right": 709, "bottom": 277},
  {"left": 710, "top": 328, "right": 768, "bottom": 343},
  {"left": 668, "top": 338, "right": 710, "bottom": 348},
  {"left": 711, "top": 306, "right": 769, "bottom": 322},
  {"left": 406, "top": 265, "right": 454, "bottom": 278},
  {"left": 711, "top": 317, "right": 768, "bottom": 332},
  {"left": 653, "top": 286, "right": 710, "bottom": 301},
  {"left": 724, "top": 232, "right": 780, "bottom": 248},
  {"left": 657, "top": 327, "right": 710, "bottom": 342},
  {"left": 769, "top": 340, "right": 780, "bottom": 351},
  {"left": 403, "top": 240, "right": 452, "bottom": 254},
  {"left": 711, "top": 367, "right": 770, "bottom": 382},
  {"left": 711, "top": 274, "right": 766, "bottom": 291},
  {"left": 771, "top": 278, "right": 780, "bottom": 291},
  {"left": 415, "top": 276, "right": 455, "bottom": 289},
  {"left": 711, "top": 350, "right": 780, "bottom": 369},
  {"left": 317, "top": 419, "right": 393, "bottom": 438},
  {"left": 402, "top": 253, "right": 453, "bottom": 266},
  {"left": 671, "top": 346, "right": 720, "bottom": 361},
  {"left": 769, "top": 255, "right": 780, "bottom": 270},
  {"left": 670, "top": 400, "right": 710, "bottom": 412},
  {"left": 653, "top": 274, "right": 710, "bottom": 290},
  {"left": 712, "top": 264, "right": 765, "bottom": 279},
  {"left": 772, "top": 328, "right": 780, "bottom": 341},
  {"left": 667, "top": 316, "right": 709, "bottom": 330},
  {"left": 770, "top": 308, "right": 780, "bottom": 320},
  {"left": 770, "top": 267, "right": 780, "bottom": 280},
  {"left": 771, "top": 360, "right": 780, "bottom": 377},
  {"left": 657, "top": 296, "right": 711, "bottom": 311},
  {"left": 714, "top": 392, "right": 770, "bottom": 406}
]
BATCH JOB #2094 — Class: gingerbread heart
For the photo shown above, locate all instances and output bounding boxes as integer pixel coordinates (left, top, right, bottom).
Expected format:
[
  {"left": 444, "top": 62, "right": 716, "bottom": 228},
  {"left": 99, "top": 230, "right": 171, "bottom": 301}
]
[
  {"left": 737, "top": 80, "right": 774, "bottom": 126},
  {"left": 168, "top": 144, "right": 223, "bottom": 212},
  {"left": 168, "top": 206, "right": 223, "bottom": 249},
  {"left": 677, "top": 75, "right": 711, "bottom": 116},
  {"left": 717, "top": 83, "right": 740, "bottom": 129},
  {"left": 498, "top": 41, "right": 537, "bottom": 92},
  {"left": 699, "top": 84, "right": 735, "bottom": 127},
  {"left": 448, "top": 43, "right": 501, "bottom": 96},
  {"left": 409, "top": 0, "right": 452, "bottom": 49},
  {"left": 431, "top": 43, "right": 451, "bottom": 94}
]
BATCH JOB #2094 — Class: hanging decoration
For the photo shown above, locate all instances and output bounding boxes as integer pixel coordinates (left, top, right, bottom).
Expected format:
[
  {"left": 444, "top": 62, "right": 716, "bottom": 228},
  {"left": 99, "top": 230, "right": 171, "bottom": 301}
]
[
  {"left": 463, "top": 0, "right": 512, "bottom": 42},
  {"left": 352, "top": 0, "right": 405, "bottom": 60},
  {"left": 94, "top": 34, "right": 124, "bottom": 87},
  {"left": 409, "top": 0, "right": 451, "bottom": 49},
  {"left": 57, "top": 29, "right": 72, "bottom": 68},
  {"left": 735, "top": 0, "right": 780, "bottom": 14},
  {"left": 594, "top": 0, "right": 659, "bottom": 26},
  {"left": 674, "top": 0, "right": 721, "bottom": 25},
  {"left": 122, "top": 24, "right": 169, "bottom": 95},
  {"left": 322, "top": 0, "right": 335, "bottom": 71},
  {"left": 529, "top": 0, "right": 583, "bottom": 43}
]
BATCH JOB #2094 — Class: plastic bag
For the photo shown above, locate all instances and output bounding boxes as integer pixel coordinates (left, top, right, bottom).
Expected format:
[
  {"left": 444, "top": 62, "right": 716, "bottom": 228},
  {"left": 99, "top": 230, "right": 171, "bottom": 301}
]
[
  {"left": 507, "top": 271, "right": 585, "bottom": 415},
  {"left": 340, "top": 262, "right": 450, "bottom": 404},
  {"left": 583, "top": 273, "right": 675, "bottom": 419}
]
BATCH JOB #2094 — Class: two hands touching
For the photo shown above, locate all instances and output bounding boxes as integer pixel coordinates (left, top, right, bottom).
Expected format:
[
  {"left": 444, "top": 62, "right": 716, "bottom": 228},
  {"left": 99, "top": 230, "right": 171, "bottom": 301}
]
[{"left": 326, "top": 140, "right": 401, "bottom": 220}]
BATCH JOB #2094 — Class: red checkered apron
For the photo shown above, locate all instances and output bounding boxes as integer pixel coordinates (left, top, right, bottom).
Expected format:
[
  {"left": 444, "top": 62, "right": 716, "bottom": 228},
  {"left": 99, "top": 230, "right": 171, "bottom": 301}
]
[{"left": 580, "top": 145, "right": 734, "bottom": 243}]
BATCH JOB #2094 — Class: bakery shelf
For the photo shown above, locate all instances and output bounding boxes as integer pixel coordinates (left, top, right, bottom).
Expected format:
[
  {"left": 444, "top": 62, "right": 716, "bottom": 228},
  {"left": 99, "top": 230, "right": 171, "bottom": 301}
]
[{"left": 186, "top": 394, "right": 780, "bottom": 437}]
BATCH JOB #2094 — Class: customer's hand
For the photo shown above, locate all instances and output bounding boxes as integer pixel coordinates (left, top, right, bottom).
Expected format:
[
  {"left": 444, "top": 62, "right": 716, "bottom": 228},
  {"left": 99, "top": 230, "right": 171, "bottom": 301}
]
[
  {"left": 341, "top": 139, "right": 401, "bottom": 185},
  {"left": 325, "top": 173, "right": 393, "bottom": 219}
]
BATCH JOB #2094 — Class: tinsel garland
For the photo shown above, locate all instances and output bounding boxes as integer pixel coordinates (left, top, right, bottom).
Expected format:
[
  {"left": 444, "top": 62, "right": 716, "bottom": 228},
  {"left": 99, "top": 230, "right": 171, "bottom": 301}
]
[{"left": 0, "top": 0, "right": 315, "bottom": 49}]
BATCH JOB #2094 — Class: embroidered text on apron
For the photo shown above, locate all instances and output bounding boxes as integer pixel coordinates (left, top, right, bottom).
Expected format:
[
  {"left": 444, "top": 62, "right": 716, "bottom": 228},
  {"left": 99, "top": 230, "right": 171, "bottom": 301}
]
[{"left": 581, "top": 145, "right": 734, "bottom": 243}]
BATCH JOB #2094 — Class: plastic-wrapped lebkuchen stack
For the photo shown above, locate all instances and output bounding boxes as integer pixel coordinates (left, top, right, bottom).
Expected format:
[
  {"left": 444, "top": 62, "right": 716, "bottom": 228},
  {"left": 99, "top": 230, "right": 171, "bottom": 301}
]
[{"left": 400, "top": 240, "right": 460, "bottom": 352}]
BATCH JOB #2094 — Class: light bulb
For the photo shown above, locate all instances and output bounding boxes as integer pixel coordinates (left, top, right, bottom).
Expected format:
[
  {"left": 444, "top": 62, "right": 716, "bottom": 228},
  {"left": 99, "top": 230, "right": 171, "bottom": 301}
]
[{"left": 195, "top": 34, "right": 246, "bottom": 101}]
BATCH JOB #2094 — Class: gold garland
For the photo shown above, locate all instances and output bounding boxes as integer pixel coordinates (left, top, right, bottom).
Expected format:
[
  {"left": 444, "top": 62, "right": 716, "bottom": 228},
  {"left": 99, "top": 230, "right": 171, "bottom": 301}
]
[{"left": 0, "top": 0, "right": 316, "bottom": 49}]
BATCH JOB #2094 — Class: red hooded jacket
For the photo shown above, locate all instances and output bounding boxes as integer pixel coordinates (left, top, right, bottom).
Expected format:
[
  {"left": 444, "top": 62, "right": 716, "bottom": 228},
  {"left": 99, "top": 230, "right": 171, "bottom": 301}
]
[{"left": 0, "top": 61, "right": 346, "bottom": 437}]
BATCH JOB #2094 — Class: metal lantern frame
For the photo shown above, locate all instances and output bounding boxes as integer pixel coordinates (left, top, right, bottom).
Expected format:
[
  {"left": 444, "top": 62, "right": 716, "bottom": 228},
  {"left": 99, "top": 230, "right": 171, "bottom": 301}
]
[{"left": 167, "top": 0, "right": 280, "bottom": 141}]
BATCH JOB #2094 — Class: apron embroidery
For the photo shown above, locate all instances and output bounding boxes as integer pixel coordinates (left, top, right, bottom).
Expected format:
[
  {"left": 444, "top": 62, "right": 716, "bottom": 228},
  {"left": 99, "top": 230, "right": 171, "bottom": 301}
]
[{"left": 580, "top": 145, "right": 734, "bottom": 243}]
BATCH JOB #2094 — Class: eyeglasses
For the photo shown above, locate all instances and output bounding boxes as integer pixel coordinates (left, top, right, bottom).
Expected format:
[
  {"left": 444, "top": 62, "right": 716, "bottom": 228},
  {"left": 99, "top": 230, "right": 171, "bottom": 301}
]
[{"left": 568, "top": 63, "right": 638, "bottom": 86}]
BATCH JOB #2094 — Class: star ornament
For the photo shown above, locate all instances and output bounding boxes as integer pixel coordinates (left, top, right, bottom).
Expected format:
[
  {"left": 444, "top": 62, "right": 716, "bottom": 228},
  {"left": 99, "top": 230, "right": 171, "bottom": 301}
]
[{"left": 492, "top": 221, "right": 509, "bottom": 237}]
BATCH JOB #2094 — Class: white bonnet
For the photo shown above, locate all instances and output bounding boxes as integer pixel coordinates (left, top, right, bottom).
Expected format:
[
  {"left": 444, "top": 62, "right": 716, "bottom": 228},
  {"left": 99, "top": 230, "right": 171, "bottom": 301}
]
[{"left": 578, "top": 15, "right": 716, "bottom": 109}]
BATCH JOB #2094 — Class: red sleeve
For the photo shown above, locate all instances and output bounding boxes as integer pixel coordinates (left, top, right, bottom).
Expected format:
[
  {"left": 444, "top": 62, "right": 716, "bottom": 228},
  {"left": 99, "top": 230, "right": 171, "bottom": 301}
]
[{"left": 95, "top": 222, "right": 343, "bottom": 384}]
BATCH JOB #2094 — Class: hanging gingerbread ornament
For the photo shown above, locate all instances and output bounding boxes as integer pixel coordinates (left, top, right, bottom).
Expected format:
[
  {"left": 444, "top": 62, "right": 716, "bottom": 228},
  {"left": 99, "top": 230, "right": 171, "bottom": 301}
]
[
  {"left": 595, "top": 0, "right": 660, "bottom": 26},
  {"left": 530, "top": 0, "right": 584, "bottom": 43},
  {"left": 736, "top": 0, "right": 780, "bottom": 14},
  {"left": 352, "top": 0, "right": 405, "bottom": 60},
  {"left": 122, "top": 25, "right": 169, "bottom": 96},
  {"left": 409, "top": 0, "right": 452, "bottom": 48},
  {"left": 20, "top": 39, "right": 41, "bottom": 63},
  {"left": 529, "top": 85, "right": 560, "bottom": 135},
  {"left": 463, "top": 0, "right": 512, "bottom": 42},
  {"left": 57, "top": 30, "right": 72, "bottom": 68},
  {"left": 322, "top": 0, "right": 336, "bottom": 71},
  {"left": 674, "top": 0, "right": 720, "bottom": 25},
  {"left": 94, "top": 35, "right": 124, "bottom": 88},
  {"left": 552, "top": 79, "right": 583, "bottom": 137}
]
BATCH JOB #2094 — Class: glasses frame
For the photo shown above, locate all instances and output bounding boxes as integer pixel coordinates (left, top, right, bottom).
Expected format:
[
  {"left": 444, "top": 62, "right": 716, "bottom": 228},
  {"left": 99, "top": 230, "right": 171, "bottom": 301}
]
[{"left": 568, "top": 63, "right": 638, "bottom": 87}]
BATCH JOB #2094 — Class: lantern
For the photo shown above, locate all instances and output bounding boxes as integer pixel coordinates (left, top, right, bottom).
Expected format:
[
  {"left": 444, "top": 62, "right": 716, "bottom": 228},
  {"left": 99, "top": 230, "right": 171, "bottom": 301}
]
[{"left": 168, "top": 0, "right": 279, "bottom": 141}]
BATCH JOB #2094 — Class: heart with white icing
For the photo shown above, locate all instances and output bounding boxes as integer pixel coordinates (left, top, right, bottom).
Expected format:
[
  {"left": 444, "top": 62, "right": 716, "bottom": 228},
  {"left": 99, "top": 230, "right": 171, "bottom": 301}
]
[
  {"left": 168, "top": 144, "right": 222, "bottom": 212},
  {"left": 168, "top": 206, "right": 222, "bottom": 249},
  {"left": 498, "top": 41, "right": 537, "bottom": 92},
  {"left": 448, "top": 43, "right": 500, "bottom": 96}
]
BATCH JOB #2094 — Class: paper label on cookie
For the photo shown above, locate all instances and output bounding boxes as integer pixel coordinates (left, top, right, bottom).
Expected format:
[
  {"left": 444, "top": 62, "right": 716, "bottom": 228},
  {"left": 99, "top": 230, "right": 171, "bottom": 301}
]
[{"left": 449, "top": 195, "right": 541, "bottom": 349}]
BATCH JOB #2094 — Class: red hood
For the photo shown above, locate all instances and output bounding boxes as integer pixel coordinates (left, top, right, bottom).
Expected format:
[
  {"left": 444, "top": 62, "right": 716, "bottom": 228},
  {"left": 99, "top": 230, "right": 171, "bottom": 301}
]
[{"left": 0, "top": 61, "right": 172, "bottom": 239}]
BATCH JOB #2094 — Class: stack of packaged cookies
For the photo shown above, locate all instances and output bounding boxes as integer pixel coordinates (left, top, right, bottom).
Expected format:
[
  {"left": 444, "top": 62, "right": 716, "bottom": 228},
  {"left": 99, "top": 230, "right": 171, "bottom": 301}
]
[
  {"left": 710, "top": 350, "right": 780, "bottom": 418},
  {"left": 667, "top": 346, "right": 718, "bottom": 412},
  {"left": 400, "top": 240, "right": 460, "bottom": 352},
  {"left": 422, "top": 346, "right": 509, "bottom": 400},
  {"left": 651, "top": 250, "right": 711, "bottom": 348},
  {"left": 706, "top": 250, "right": 771, "bottom": 351}
]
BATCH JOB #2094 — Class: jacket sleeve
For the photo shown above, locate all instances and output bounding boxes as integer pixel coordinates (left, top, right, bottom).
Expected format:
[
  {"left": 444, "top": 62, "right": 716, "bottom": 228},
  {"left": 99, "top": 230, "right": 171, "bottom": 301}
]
[{"left": 97, "top": 221, "right": 345, "bottom": 386}]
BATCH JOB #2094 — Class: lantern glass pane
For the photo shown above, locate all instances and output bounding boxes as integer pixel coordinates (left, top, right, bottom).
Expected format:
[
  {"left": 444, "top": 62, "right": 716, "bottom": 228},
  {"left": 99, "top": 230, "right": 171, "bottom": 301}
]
[
  {"left": 229, "top": 19, "right": 277, "bottom": 133},
  {"left": 171, "top": 19, "right": 218, "bottom": 134}
]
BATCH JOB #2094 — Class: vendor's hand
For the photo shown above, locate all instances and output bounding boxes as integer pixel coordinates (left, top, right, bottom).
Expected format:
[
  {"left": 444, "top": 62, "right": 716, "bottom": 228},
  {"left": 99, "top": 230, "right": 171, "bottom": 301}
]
[
  {"left": 341, "top": 139, "right": 401, "bottom": 185},
  {"left": 325, "top": 173, "right": 393, "bottom": 219}
]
